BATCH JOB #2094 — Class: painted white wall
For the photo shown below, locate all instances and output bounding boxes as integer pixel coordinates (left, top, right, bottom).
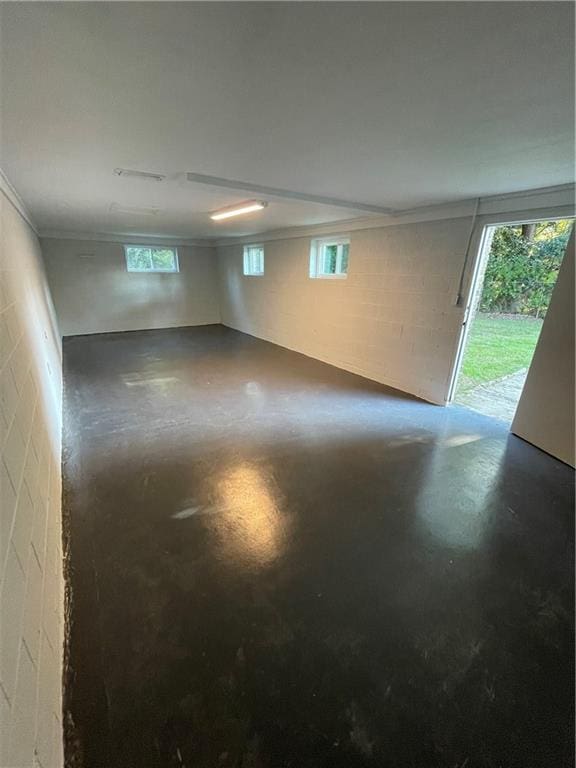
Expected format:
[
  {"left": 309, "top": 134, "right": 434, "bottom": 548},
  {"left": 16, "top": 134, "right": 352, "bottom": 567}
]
[
  {"left": 217, "top": 217, "right": 474, "bottom": 404},
  {"left": 41, "top": 238, "right": 220, "bottom": 337},
  {"left": 512, "top": 231, "right": 575, "bottom": 466},
  {"left": 0, "top": 191, "right": 64, "bottom": 766}
]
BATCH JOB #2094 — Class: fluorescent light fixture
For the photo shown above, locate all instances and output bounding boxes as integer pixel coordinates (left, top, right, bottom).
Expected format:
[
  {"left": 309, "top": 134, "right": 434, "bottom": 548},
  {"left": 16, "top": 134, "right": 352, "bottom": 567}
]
[
  {"left": 114, "top": 168, "right": 165, "bottom": 182},
  {"left": 210, "top": 200, "right": 268, "bottom": 221}
]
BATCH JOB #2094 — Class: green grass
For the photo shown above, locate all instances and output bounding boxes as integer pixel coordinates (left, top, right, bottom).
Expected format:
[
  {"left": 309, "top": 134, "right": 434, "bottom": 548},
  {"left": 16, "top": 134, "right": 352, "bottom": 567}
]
[{"left": 457, "top": 313, "right": 543, "bottom": 393}]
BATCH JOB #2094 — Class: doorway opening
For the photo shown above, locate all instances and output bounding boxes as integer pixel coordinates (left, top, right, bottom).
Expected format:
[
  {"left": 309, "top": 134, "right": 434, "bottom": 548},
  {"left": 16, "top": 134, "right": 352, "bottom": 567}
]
[{"left": 452, "top": 218, "right": 574, "bottom": 423}]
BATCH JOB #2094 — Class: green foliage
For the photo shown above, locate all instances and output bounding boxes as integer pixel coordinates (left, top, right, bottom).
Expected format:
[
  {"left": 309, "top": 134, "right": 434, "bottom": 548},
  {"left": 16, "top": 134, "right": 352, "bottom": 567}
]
[
  {"left": 125, "top": 246, "right": 177, "bottom": 272},
  {"left": 320, "top": 243, "right": 349, "bottom": 275},
  {"left": 126, "top": 246, "right": 153, "bottom": 270},
  {"left": 341, "top": 243, "right": 349, "bottom": 273},
  {"left": 322, "top": 244, "right": 338, "bottom": 273},
  {"left": 151, "top": 249, "right": 177, "bottom": 270},
  {"left": 480, "top": 220, "right": 573, "bottom": 317}
]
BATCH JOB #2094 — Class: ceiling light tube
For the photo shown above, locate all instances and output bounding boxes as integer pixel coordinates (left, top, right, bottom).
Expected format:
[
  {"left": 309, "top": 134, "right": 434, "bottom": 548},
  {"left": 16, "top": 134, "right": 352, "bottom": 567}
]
[{"left": 210, "top": 200, "right": 268, "bottom": 221}]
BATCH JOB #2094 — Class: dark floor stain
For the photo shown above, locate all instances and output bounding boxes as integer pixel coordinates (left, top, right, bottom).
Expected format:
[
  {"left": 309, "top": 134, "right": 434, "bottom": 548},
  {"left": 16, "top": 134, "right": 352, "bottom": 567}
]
[{"left": 62, "top": 324, "right": 574, "bottom": 768}]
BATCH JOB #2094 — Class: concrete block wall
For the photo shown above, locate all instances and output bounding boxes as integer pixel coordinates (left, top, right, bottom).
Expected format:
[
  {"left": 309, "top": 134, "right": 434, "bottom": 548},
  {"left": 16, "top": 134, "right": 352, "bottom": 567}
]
[
  {"left": 41, "top": 238, "right": 221, "bottom": 337},
  {"left": 0, "top": 190, "right": 64, "bottom": 767},
  {"left": 217, "top": 217, "right": 473, "bottom": 404}
]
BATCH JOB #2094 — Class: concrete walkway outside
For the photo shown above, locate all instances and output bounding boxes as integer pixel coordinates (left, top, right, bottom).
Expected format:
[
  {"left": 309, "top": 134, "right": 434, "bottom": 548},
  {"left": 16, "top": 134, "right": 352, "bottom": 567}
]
[{"left": 456, "top": 368, "right": 528, "bottom": 423}]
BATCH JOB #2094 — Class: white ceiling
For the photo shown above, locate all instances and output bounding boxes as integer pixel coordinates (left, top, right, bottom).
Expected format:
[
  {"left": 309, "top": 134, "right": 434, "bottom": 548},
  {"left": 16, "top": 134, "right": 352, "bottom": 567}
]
[{"left": 0, "top": 2, "right": 574, "bottom": 240}]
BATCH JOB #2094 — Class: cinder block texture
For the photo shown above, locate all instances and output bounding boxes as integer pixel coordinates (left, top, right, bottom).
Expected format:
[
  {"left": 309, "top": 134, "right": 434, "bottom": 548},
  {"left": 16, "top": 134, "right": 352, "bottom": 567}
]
[
  {"left": 41, "top": 239, "right": 221, "bottom": 337},
  {"left": 1, "top": 191, "right": 63, "bottom": 768},
  {"left": 217, "top": 218, "right": 472, "bottom": 404}
]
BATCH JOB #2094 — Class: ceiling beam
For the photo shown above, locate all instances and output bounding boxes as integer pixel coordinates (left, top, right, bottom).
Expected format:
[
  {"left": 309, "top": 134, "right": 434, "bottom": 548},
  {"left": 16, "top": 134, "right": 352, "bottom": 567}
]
[{"left": 186, "top": 172, "right": 394, "bottom": 215}]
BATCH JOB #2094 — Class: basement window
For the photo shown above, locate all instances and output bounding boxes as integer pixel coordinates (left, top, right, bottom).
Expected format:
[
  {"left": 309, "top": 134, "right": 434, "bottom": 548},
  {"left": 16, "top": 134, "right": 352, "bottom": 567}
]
[
  {"left": 243, "top": 244, "right": 265, "bottom": 276},
  {"left": 124, "top": 245, "right": 179, "bottom": 273},
  {"left": 310, "top": 236, "right": 350, "bottom": 279}
]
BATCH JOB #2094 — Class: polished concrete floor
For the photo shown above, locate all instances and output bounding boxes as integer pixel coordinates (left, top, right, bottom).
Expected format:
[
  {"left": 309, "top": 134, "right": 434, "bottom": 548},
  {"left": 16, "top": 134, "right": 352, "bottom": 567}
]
[{"left": 62, "top": 325, "right": 574, "bottom": 768}]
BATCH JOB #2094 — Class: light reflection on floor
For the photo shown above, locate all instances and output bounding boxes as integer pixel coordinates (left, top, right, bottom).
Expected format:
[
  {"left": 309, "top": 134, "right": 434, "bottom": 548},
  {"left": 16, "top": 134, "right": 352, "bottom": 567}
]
[
  {"left": 213, "top": 463, "right": 288, "bottom": 568},
  {"left": 417, "top": 433, "right": 505, "bottom": 550}
]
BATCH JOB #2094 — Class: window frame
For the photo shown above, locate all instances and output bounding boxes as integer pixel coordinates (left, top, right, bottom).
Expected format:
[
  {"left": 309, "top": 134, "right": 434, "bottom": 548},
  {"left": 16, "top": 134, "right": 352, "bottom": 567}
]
[
  {"left": 309, "top": 236, "right": 350, "bottom": 279},
  {"left": 243, "top": 244, "right": 265, "bottom": 277},
  {"left": 124, "top": 245, "right": 179, "bottom": 273}
]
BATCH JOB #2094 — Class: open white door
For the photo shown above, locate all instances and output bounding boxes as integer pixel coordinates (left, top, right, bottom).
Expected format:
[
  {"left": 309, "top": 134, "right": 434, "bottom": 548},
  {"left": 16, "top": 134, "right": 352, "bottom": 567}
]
[{"left": 511, "top": 231, "right": 575, "bottom": 467}]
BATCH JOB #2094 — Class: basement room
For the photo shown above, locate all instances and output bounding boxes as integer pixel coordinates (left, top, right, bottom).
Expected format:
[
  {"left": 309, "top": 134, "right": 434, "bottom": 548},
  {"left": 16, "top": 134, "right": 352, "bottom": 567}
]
[{"left": 0, "top": 2, "right": 574, "bottom": 767}]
